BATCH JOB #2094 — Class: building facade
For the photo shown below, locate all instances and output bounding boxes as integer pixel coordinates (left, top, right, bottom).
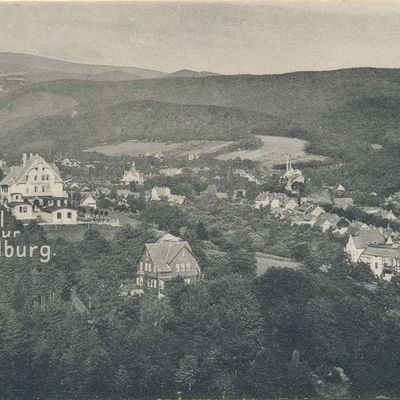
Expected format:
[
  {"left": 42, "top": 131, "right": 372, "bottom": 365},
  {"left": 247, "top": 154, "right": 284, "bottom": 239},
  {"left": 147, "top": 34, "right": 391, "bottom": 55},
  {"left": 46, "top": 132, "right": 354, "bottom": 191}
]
[{"left": 136, "top": 234, "right": 201, "bottom": 292}]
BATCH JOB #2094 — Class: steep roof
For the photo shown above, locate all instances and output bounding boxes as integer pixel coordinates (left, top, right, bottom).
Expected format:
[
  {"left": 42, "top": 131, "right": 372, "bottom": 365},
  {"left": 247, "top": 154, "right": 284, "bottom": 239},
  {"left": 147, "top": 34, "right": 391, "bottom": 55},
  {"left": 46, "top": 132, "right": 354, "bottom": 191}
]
[
  {"left": 158, "top": 233, "right": 181, "bottom": 242},
  {"left": 352, "top": 229, "right": 386, "bottom": 249},
  {"left": 81, "top": 195, "right": 97, "bottom": 206},
  {"left": 144, "top": 235, "right": 196, "bottom": 273},
  {"left": 0, "top": 155, "right": 63, "bottom": 186},
  {"left": 314, "top": 213, "right": 340, "bottom": 227}
]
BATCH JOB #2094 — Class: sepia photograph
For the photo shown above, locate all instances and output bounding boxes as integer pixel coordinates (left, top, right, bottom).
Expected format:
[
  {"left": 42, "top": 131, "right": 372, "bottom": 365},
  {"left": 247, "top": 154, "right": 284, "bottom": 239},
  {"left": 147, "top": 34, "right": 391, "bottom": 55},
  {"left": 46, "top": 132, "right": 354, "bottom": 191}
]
[{"left": 1, "top": 0, "right": 400, "bottom": 398}]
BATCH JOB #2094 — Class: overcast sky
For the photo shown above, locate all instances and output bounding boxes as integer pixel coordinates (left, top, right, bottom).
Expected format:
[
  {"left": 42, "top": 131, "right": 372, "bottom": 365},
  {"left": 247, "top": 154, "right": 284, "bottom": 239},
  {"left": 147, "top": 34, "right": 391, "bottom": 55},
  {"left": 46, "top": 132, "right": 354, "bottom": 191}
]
[{"left": 1, "top": 1, "right": 400, "bottom": 74}]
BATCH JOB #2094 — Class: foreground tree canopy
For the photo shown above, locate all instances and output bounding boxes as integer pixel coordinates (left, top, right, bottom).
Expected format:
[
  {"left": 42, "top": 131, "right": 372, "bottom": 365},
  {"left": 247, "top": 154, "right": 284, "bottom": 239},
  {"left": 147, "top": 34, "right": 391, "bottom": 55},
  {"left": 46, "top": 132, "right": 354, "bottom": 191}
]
[{"left": 0, "top": 203, "right": 399, "bottom": 399}]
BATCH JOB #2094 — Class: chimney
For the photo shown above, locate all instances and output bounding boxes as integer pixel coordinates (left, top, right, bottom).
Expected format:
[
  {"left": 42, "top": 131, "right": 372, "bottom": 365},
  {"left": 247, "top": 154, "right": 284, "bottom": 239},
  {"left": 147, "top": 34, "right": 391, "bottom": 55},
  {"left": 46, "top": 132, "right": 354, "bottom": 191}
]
[{"left": 22, "top": 153, "right": 27, "bottom": 165}]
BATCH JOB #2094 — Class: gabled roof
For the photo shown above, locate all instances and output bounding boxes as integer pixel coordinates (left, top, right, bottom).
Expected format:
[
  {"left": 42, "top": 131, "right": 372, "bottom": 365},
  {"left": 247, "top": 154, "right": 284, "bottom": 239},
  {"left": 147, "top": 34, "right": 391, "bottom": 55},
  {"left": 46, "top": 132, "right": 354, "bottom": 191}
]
[
  {"left": 81, "top": 195, "right": 96, "bottom": 205},
  {"left": 158, "top": 233, "right": 181, "bottom": 242},
  {"left": 314, "top": 213, "right": 340, "bottom": 227},
  {"left": 0, "top": 155, "right": 63, "bottom": 186},
  {"left": 144, "top": 235, "right": 197, "bottom": 274},
  {"left": 352, "top": 228, "right": 386, "bottom": 249},
  {"left": 362, "top": 245, "right": 400, "bottom": 258}
]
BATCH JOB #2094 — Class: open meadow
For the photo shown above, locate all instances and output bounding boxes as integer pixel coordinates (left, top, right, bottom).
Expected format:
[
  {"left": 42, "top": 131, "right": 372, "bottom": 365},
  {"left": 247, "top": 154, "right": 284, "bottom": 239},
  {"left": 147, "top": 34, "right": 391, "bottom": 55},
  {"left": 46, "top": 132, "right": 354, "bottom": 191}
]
[
  {"left": 217, "top": 135, "right": 326, "bottom": 167},
  {"left": 256, "top": 252, "right": 300, "bottom": 276},
  {"left": 85, "top": 139, "right": 232, "bottom": 157}
]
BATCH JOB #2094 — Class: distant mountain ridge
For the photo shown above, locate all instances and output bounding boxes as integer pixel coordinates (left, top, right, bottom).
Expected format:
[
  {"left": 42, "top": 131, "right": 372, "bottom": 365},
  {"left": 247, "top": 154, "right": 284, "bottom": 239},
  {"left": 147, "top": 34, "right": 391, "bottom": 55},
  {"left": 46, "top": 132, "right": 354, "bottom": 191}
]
[
  {"left": 0, "top": 52, "right": 167, "bottom": 82},
  {"left": 164, "top": 69, "right": 220, "bottom": 78}
]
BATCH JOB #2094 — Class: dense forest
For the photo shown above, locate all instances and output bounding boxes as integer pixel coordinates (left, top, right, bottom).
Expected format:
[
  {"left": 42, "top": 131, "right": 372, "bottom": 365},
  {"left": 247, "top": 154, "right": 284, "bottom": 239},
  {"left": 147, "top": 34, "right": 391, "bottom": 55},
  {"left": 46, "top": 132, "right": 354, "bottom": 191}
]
[{"left": 1, "top": 199, "right": 400, "bottom": 399}]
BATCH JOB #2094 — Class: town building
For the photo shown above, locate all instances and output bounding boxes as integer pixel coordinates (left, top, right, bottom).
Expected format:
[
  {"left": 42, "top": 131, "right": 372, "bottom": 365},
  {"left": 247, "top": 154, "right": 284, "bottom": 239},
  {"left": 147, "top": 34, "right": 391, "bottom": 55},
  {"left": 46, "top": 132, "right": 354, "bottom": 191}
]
[
  {"left": 80, "top": 195, "right": 97, "bottom": 209},
  {"left": 151, "top": 186, "right": 185, "bottom": 204},
  {"left": 188, "top": 153, "right": 199, "bottom": 161},
  {"left": 0, "top": 153, "right": 77, "bottom": 224},
  {"left": 359, "top": 244, "right": 400, "bottom": 279},
  {"left": 333, "top": 197, "right": 354, "bottom": 210},
  {"left": 361, "top": 207, "right": 398, "bottom": 221},
  {"left": 159, "top": 167, "right": 183, "bottom": 177},
  {"left": 345, "top": 228, "right": 386, "bottom": 263},
  {"left": 120, "top": 162, "right": 145, "bottom": 185},
  {"left": 254, "top": 192, "right": 271, "bottom": 209},
  {"left": 135, "top": 233, "right": 201, "bottom": 293},
  {"left": 282, "top": 157, "right": 305, "bottom": 192},
  {"left": 0, "top": 153, "right": 67, "bottom": 205},
  {"left": 40, "top": 207, "right": 78, "bottom": 225}
]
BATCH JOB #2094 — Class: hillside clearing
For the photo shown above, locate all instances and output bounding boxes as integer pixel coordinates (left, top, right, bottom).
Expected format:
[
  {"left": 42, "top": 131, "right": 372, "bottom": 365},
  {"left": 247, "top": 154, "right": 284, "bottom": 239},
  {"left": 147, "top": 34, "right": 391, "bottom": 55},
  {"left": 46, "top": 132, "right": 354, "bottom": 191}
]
[
  {"left": 85, "top": 139, "right": 232, "bottom": 157},
  {"left": 256, "top": 252, "right": 300, "bottom": 276},
  {"left": 217, "top": 135, "right": 325, "bottom": 167}
]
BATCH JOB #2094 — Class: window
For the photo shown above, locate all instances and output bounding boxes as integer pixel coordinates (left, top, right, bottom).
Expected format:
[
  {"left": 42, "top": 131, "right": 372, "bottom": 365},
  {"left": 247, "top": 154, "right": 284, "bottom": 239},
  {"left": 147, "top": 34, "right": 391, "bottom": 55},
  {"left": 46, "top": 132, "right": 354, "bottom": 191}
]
[
  {"left": 41, "top": 175, "right": 45, "bottom": 181},
  {"left": 34, "top": 175, "right": 38, "bottom": 181},
  {"left": 23, "top": 206, "right": 27, "bottom": 213},
  {"left": 186, "top": 263, "right": 191, "bottom": 271},
  {"left": 41, "top": 186, "right": 45, "bottom": 192},
  {"left": 34, "top": 186, "right": 38, "bottom": 192},
  {"left": 67, "top": 212, "right": 72, "bottom": 218},
  {"left": 19, "top": 206, "right": 23, "bottom": 212},
  {"left": 176, "top": 264, "right": 180, "bottom": 272},
  {"left": 57, "top": 213, "right": 62, "bottom": 219},
  {"left": 140, "top": 262, "right": 143, "bottom": 272}
]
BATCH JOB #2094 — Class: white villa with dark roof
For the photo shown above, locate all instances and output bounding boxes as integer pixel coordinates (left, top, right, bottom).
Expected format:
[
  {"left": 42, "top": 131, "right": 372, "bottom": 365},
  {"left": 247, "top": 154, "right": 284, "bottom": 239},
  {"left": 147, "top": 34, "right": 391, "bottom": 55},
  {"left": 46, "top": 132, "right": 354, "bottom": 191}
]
[
  {"left": 0, "top": 153, "right": 67, "bottom": 204},
  {"left": 136, "top": 233, "right": 201, "bottom": 292},
  {"left": 0, "top": 153, "right": 76, "bottom": 224}
]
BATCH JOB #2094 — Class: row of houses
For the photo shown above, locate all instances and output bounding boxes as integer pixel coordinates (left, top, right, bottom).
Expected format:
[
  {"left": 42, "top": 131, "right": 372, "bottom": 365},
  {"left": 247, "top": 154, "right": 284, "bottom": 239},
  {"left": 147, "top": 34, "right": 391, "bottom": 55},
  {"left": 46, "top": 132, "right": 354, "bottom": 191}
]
[{"left": 254, "top": 191, "right": 351, "bottom": 234}]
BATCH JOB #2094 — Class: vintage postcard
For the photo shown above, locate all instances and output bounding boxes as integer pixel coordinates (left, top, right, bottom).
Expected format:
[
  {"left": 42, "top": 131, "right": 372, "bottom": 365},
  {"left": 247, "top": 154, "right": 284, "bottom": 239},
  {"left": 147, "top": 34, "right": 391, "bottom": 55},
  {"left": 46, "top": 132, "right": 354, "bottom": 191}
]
[{"left": 0, "top": 0, "right": 399, "bottom": 398}]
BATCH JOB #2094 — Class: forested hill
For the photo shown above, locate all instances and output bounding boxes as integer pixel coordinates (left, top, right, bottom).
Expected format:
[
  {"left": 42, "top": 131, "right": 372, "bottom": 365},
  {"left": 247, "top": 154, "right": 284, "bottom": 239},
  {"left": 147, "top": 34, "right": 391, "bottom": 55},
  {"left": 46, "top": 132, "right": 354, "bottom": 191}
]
[{"left": 2, "top": 65, "right": 400, "bottom": 190}]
